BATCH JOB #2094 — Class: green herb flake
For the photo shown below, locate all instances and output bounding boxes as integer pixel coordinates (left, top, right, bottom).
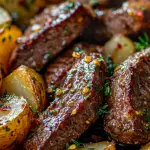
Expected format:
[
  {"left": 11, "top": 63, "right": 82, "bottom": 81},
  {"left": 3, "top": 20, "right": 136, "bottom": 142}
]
[
  {"left": 84, "top": 95, "right": 89, "bottom": 100},
  {"left": 66, "top": 143, "right": 69, "bottom": 150},
  {"left": 4, "top": 127, "right": 10, "bottom": 132},
  {"left": 63, "top": 1, "right": 75, "bottom": 11},
  {"left": 98, "top": 54, "right": 104, "bottom": 62},
  {"left": 44, "top": 53, "right": 52, "bottom": 60},
  {"left": 0, "top": 103, "right": 4, "bottom": 107},
  {"left": 2, "top": 37, "right": 6, "bottom": 43},
  {"left": 104, "top": 80, "right": 111, "bottom": 97},
  {"left": 72, "top": 139, "right": 84, "bottom": 147},
  {"left": 88, "top": 148, "right": 95, "bottom": 150},
  {"left": 134, "top": 32, "right": 150, "bottom": 51},
  {"left": 96, "top": 103, "right": 109, "bottom": 117},
  {"left": 8, "top": 35, "right": 12, "bottom": 40},
  {"left": 106, "top": 56, "right": 116, "bottom": 76}
]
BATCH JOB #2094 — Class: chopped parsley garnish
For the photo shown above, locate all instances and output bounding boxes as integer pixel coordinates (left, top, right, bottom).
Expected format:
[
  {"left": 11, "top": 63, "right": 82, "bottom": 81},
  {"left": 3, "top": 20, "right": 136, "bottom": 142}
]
[
  {"left": 84, "top": 95, "right": 89, "bottom": 100},
  {"left": 96, "top": 103, "right": 109, "bottom": 117},
  {"left": 134, "top": 32, "right": 150, "bottom": 51},
  {"left": 74, "top": 47, "right": 85, "bottom": 54},
  {"left": 90, "top": 0, "right": 99, "bottom": 7},
  {"left": 66, "top": 143, "right": 69, "bottom": 150},
  {"left": 98, "top": 55, "right": 104, "bottom": 62},
  {"left": 104, "top": 80, "right": 111, "bottom": 97},
  {"left": 0, "top": 103, "right": 4, "bottom": 107},
  {"left": 44, "top": 53, "right": 52, "bottom": 60},
  {"left": 2, "top": 37, "right": 6, "bottom": 43},
  {"left": 4, "top": 127, "right": 10, "bottom": 132},
  {"left": 88, "top": 148, "right": 95, "bottom": 150},
  {"left": 145, "top": 124, "right": 150, "bottom": 140},
  {"left": 106, "top": 56, "right": 116, "bottom": 76},
  {"left": 72, "top": 139, "right": 84, "bottom": 147}
]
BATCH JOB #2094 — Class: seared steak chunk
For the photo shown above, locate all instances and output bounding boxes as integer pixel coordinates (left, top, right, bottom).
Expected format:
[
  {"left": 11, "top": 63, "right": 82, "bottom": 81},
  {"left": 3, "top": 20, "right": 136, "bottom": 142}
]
[
  {"left": 45, "top": 43, "right": 102, "bottom": 91},
  {"left": 84, "top": 0, "right": 150, "bottom": 43},
  {"left": 105, "top": 48, "right": 150, "bottom": 144},
  {"left": 24, "top": 52, "right": 105, "bottom": 150},
  {"left": 10, "top": 1, "right": 92, "bottom": 71}
]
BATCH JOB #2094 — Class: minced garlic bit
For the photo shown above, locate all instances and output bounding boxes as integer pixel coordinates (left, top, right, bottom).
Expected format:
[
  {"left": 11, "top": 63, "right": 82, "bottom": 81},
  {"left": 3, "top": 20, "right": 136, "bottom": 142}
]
[
  {"left": 86, "top": 120, "right": 90, "bottom": 124},
  {"left": 68, "top": 144, "right": 77, "bottom": 150},
  {"left": 77, "top": 17, "right": 83, "bottom": 23},
  {"left": 31, "top": 24, "right": 41, "bottom": 32},
  {"left": 71, "top": 109, "right": 77, "bottom": 116},
  {"left": 84, "top": 56, "right": 92, "bottom": 63},
  {"left": 55, "top": 88, "right": 63, "bottom": 96},
  {"left": 83, "top": 87, "right": 90, "bottom": 94},
  {"left": 72, "top": 52, "right": 81, "bottom": 58},
  {"left": 93, "top": 59, "right": 100, "bottom": 66},
  {"left": 135, "top": 111, "right": 142, "bottom": 115},
  {"left": 144, "top": 101, "right": 147, "bottom": 105}
]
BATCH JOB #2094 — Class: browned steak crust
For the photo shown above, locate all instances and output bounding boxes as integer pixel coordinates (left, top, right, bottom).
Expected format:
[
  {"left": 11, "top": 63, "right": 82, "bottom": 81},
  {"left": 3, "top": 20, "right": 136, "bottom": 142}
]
[
  {"left": 105, "top": 48, "right": 150, "bottom": 144},
  {"left": 24, "top": 52, "right": 105, "bottom": 150},
  {"left": 10, "top": 1, "right": 92, "bottom": 71},
  {"left": 86, "top": 0, "right": 150, "bottom": 42},
  {"left": 45, "top": 43, "right": 102, "bottom": 90}
]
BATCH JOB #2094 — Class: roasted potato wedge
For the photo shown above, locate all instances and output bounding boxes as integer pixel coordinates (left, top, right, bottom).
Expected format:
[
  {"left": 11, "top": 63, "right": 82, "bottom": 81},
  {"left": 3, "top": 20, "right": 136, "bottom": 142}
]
[
  {"left": 1, "top": 65, "right": 47, "bottom": 112},
  {"left": 74, "top": 141, "right": 116, "bottom": 150},
  {"left": 141, "top": 142, "right": 150, "bottom": 150},
  {"left": 0, "top": 95, "right": 32, "bottom": 150},
  {"left": 0, "top": 7, "right": 11, "bottom": 28},
  {"left": 0, "top": 25, "right": 22, "bottom": 74},
  {"left": 0, "top": 0, "right": 46, "bottom": 25},
  {"left": 104, "top": 34, "right": 135, "bottom": 65}
]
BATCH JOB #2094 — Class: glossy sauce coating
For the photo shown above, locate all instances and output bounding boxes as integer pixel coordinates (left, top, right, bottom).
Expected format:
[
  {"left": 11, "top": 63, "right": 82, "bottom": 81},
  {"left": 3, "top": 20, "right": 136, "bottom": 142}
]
[
  {"left": 24, "top": 52, "right": 105, "bottom": 150},
  {"left": 10, "top": 1, "right": 92, "bottom": 71},
  {"left": 105, "top": 48, "right": 150, "bottom": 144}
]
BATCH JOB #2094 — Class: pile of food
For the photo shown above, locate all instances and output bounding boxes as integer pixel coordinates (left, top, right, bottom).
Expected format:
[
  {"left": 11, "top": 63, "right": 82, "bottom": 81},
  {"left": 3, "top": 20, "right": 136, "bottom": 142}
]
[{"left": 0, "top": 0, "right": 150, "bottom": 150}]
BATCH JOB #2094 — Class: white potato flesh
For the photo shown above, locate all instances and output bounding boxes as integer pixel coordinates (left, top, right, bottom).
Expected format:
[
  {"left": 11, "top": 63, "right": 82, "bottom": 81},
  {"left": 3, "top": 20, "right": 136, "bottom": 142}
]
[
  {"left": 0, "top": 7, "right": 11, "bottom": 28},
  {"left": 1, "top": 65, "right": 47, "bottom": 112},
  {"left": 76, "top": 141, "right": 116, "bottom": 150},
  {"left": 104, "top": 34, "right": 135, "bottom": 65},
  {"left": 0, "top": 95, "right": 32, "bottom": 150}
]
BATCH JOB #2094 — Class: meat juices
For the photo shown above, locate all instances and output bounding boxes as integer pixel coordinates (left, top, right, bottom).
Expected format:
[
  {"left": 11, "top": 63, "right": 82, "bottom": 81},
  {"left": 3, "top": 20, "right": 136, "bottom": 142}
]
[
  {"left": 105, "top": 48, "right": 150, "bottom": 144},
  {"left": 10, "top": 1, "right": 92, "bottom": 71},
  {"left": 24, "top": 52, "right": 105, "bottom": 150}
]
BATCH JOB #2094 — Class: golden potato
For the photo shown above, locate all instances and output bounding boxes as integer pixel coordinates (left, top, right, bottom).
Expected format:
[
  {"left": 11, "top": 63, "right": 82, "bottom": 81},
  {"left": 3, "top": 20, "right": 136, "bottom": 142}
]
[
  {"left": 0, "top": 0, "right": 46, "bottom": 25},
  {"left": 141, "top": 142, "right": 150, "bottom": 150},
  {"left": 0, "top": 95, "right": 32, "bottom": 150},
  {"left": 1, "top": 65, "right": 47, "bottom": 112},
  {"left": 104, "top": 34, "right": 135, "bottom": 65},
  {"left": 0, "top": 25, "right": 22, "bottom": 74},
  {"left": 0, "top": 7, "right": 11, "bottom": 28},
  {"left": 74, "top": 141, "right": 116, "bottom": 150}
]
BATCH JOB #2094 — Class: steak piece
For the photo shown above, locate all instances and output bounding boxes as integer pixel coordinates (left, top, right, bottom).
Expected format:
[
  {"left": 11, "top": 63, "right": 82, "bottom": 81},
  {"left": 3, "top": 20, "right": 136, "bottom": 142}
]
[
  {"left": 45, "top": 43, "right": 103, "bottom": 91},
  {"left": 105, "top": 48, "right": 150, "bottom": 144},
  {"left": 24, "top": 52, "right": 105, "bottom": 150},
  {"left": 10, "top": 1, "right": 92, "bottom": 71},
  {"left": 83, "top": 0, "right": 150, "bottom": 43}
]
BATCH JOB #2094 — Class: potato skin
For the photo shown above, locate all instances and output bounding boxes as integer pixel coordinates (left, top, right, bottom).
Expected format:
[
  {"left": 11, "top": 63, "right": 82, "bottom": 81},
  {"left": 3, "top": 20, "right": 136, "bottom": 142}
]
[
  {"left": 76, "top": 141, "right": 116, "bottom": 150},
  {"left": 0, "top": 0, "right": 46, "bottom": 25},
  {"left": 1, "top": 65, "right": 47, "bottom": 112},
  {"left": 141, "top": 142, "right": 150, "bottom": 150},
  {"left": 104, "top": 34, "right": 135, "bottom": 65},
  {"left": 0, "top": 25, "right": 22, "bottom": 74},
  {"left": 0, "top": 95, "right": 32, "bottom": 150}
]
